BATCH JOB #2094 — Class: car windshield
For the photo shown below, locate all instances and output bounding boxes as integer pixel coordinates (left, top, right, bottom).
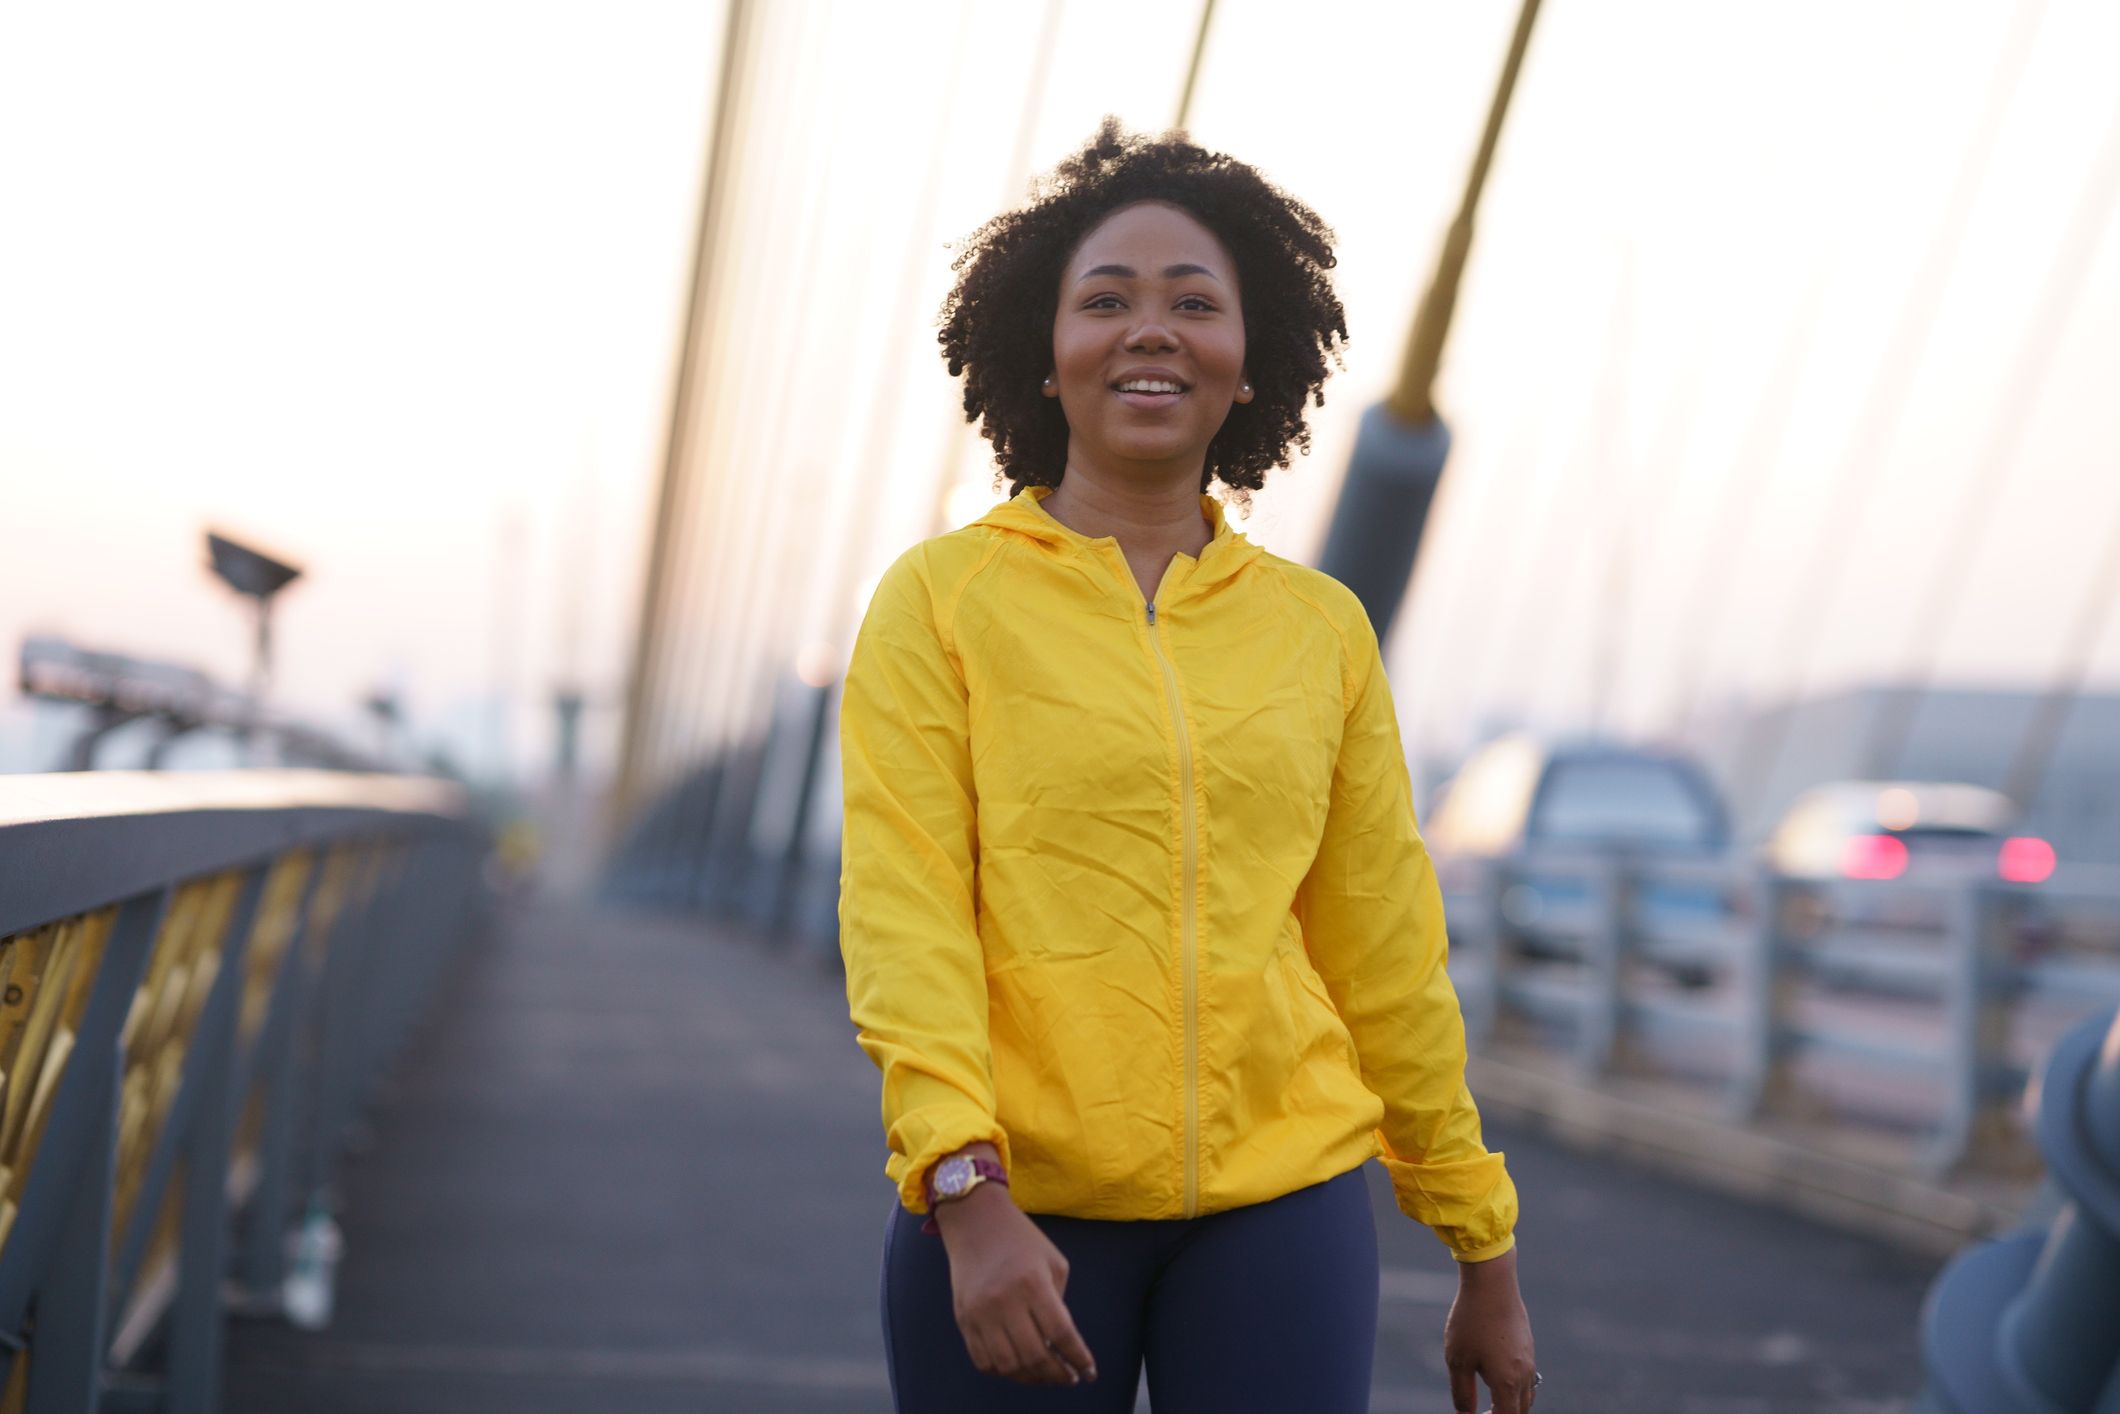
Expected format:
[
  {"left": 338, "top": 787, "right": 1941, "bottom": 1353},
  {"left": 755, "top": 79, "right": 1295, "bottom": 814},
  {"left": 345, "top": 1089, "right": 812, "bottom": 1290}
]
[{"left": 1531, "top": 759, "right": 1717, "bottom": 847}]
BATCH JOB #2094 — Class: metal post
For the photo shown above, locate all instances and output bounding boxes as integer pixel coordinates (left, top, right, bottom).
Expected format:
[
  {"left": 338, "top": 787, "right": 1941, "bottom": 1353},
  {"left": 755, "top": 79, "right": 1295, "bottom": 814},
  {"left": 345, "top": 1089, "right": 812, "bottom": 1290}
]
[
  {"left": 670, "top": 760, "right": 725, "bottom": 908},
  {"left": 1457, "top": 859, "right": 1506, "bottom": 1049},
  {"left": 0, "top": 890, "right": 168, "bottom": 1389},
  {"left": 1577, "top": 859, "right": 1628, "bottom": 1075},
  {"left": 24, "top": 1054, "right": 118, "bottom": 1414},
  {"left": 1929, "top": 882, "right": 2020, "bottom": 1174},
  {"left": 768, "top": 681, "right": 835, "bottom": 939},
  {"left": 696, "top": 738, "right": 770, "bottom": 914},
  {"left": 343, "top": 847, "right": 419, "bottom": 1126},
  {"left": 300, "top": 846, "right": 391, "bottom": 1207},
  {"left": 165, "top": 864, "right": 271, "bottom": 1414},
  {"left": 1729, "top": 871, "right": 1795, "bottom": 1121},
  {"left": 234, "top": 859, "right": 333, "bottom": 1302}
]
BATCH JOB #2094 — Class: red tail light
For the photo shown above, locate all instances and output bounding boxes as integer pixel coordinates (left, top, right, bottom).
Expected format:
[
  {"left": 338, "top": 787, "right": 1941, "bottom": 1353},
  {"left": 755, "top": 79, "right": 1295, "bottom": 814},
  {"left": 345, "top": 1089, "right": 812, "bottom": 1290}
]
[
  {"left": 1998, "top": 836, "right": 2056, "bottom": 884},
  {"left": 1842, "top": 833, "right": 1909, "bottom": 880}
]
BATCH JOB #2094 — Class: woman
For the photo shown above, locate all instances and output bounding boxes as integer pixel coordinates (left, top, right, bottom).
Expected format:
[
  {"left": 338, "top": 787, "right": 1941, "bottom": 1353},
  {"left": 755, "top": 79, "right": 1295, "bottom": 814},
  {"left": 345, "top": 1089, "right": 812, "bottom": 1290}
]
[{"left": 839, "top": 121, "right": 1538, "bottom": 1413}]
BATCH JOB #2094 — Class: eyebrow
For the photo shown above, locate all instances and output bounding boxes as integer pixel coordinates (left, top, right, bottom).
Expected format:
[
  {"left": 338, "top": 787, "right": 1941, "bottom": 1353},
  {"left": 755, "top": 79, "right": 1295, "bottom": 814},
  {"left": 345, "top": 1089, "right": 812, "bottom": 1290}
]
[{"left": 1077, "top": 262, "right": 1222, "bottom": 283}]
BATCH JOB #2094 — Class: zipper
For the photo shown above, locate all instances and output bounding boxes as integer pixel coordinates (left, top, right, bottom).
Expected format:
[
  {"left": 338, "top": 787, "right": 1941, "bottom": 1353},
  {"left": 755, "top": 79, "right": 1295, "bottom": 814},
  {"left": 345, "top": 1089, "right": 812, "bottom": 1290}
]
[{"left": 1144, "top": 598, "right": 1201, "bottom": 1217}]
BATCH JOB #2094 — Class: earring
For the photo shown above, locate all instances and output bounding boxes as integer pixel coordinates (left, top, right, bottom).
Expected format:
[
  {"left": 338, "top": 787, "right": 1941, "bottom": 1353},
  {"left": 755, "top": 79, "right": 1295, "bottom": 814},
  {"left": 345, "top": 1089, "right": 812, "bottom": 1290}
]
[
  {"left": 1240, "top": 383, "right": 1252, "bottom": 396},
  {"left": 1042, "top": 376, "right": 1054, "bottom": 390}
]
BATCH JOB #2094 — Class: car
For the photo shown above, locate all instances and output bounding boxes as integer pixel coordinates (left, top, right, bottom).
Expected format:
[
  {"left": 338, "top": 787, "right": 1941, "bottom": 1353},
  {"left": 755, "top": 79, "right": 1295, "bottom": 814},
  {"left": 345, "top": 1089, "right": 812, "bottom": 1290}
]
[
  {"left": 1763, "top": 780, "right": 2055, "bottom": 886},
  {"left": 1761, "top": 782, "right": 2059, "bottom": 975},
  {"left": 1424, "top": 734, "right": 1735, "bottom": 984}
]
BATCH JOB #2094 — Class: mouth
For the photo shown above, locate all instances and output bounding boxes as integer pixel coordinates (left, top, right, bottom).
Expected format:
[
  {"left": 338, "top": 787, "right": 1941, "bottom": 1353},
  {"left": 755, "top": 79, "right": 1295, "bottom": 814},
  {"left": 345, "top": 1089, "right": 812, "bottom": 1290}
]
[{"left": 1110, "top": 376, "right": 1189, "bottom": 409}]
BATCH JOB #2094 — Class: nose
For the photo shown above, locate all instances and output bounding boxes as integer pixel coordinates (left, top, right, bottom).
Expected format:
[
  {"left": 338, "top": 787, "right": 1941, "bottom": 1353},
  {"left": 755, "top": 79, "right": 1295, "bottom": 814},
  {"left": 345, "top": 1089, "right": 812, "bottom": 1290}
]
[{"left": 1124, "top": 318, "right": 1177, "bottom": 354}]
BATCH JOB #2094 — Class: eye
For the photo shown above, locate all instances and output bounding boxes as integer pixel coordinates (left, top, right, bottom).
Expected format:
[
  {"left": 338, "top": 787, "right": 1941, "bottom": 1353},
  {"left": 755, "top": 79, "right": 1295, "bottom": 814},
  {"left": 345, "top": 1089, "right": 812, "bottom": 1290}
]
[
  {"left": 1175, "top": 295, "right": 1217, "bottom": 312},
  {"left": 1083, "top": 293, "right": 1125, "bottom": 311}
]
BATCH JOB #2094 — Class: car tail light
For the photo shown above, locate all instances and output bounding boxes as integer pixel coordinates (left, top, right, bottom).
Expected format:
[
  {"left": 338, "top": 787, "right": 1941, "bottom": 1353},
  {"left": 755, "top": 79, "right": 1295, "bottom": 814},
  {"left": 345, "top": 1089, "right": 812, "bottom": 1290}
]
[
  {"left": 1998, "top": 836, "right": 2056, "bottom": 884},
  {"left": 1842, "top": 833, "right": 1909, "bottom": 880}
]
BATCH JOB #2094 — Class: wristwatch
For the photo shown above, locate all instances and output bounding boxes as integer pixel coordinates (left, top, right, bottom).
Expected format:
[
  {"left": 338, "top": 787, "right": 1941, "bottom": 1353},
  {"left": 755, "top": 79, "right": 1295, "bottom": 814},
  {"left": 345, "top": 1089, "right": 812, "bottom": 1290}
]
[{"left": 920, "top": 1154, "right": 1009, "bottom": 1234}]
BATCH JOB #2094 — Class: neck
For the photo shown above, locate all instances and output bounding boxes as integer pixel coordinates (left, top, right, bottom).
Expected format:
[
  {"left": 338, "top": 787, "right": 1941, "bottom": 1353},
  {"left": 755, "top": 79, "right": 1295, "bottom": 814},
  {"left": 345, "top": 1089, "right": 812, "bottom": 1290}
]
[{"left": 1042, "top": 450, "right": 1212, "bottom": 557}]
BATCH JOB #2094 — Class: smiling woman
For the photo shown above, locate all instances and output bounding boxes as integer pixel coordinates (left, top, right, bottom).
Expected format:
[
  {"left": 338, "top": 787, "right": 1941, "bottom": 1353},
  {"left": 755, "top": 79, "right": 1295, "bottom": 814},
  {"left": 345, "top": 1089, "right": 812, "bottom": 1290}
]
[
  {"left": 937, "top": 118, "right": 1348, "bottom": 505},
  {"left": 842, "top": 121, "right": 1538, "bottom": 1414}
]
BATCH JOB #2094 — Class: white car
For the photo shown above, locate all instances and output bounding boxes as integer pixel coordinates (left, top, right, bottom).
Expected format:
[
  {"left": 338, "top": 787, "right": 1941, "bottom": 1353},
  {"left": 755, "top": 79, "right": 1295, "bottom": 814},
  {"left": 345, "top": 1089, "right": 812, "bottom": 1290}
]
[{"left": 1764, "top": 781, "right": 2055, "bottom": 886}]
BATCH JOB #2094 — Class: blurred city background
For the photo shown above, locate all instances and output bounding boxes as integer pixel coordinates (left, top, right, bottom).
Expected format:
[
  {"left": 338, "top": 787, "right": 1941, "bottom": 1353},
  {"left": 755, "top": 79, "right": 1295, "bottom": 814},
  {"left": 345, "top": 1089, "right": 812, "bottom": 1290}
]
[{"left": 3, "top": 1, "right": 2119, "bottom": 1411}]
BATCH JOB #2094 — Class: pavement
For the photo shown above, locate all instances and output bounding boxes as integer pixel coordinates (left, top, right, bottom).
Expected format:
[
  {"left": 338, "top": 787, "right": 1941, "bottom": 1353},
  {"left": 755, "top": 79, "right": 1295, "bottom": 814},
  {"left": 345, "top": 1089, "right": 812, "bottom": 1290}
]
[{"left": 223, "top": 901, "right": 1945, "bottom": 1413}]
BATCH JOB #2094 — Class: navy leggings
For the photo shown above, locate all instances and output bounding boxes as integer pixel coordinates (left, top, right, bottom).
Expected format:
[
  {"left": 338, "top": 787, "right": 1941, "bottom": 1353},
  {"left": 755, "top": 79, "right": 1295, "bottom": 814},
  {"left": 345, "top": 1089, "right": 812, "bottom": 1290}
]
[{"left": 881, "top": 1165, "right": 1380, "bottom": 1412}]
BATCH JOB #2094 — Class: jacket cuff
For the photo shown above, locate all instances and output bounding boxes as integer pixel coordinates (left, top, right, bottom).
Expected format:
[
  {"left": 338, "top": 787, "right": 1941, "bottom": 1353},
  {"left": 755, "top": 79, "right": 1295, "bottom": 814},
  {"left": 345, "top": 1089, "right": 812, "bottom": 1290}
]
[
  {"left": 1378, "top": 1148, "right": 1519, "bottom": 1261},
  {"left": 892, "top": 1121, "right": 1012, "bottom": 1215},
  {"left": 1452, "top": 1233, "right": 1518, "bottom": 1264}
]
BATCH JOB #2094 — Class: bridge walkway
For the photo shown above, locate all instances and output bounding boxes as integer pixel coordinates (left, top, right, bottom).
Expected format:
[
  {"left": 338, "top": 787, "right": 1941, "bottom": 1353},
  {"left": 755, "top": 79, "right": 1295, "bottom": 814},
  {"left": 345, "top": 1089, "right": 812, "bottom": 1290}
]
[{"left": 222, "top": 900, "right": 1941, "bottom": 1413}]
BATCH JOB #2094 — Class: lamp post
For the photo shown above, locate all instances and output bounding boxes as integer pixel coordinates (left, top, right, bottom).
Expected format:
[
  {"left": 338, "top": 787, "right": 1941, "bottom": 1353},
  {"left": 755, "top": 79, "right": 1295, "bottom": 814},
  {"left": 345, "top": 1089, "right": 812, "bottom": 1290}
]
[{"left": 205, "top": 531, "right": 303, "bottom": 755}]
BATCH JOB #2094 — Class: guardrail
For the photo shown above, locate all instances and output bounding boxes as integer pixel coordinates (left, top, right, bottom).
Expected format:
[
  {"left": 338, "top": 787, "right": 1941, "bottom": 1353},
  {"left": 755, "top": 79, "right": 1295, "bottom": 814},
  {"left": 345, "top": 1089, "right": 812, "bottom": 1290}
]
[
  {"left": 0, "top": 772, "right": 485, "bottom": 1413},
  {"left": 1440, "top": 850, "right": 2120, "bottom": 1173}
]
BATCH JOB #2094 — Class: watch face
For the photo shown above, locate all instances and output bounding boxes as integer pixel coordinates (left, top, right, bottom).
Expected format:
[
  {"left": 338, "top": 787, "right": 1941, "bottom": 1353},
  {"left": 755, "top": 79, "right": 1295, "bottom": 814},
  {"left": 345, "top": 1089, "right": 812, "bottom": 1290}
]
[{"left": 934, "top": 1156, "right": 975, "bottom": 1197}]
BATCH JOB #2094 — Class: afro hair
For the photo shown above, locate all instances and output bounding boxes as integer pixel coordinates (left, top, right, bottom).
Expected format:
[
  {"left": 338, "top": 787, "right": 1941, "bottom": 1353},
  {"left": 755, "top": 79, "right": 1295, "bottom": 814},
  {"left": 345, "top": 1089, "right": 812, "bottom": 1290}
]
[{"left": 938, "top": 118, "right": 1348, "bottom": 501}]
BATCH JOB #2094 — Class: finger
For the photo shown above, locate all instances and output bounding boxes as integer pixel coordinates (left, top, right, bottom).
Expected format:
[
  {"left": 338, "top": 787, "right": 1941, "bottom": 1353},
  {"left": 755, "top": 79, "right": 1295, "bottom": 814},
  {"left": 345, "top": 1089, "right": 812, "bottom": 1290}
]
[
  {"left": 988, "top": 1309, "right": 1058, "bottom": 1385},
  {"left": 1004, "top": 1310, "right": 1077, "bottom": 1385},
  {"left": 1029, "top": 1291, "right": 1098, "bottom": 1382},
  {"left": 989, "top": 1314, "right": 1042, "bottom": 1383},
  {"left": 1449, "top": 1363, "right": 1478, "bottom": 1413},
  {"left": 957, "top": 1318, "right": 998, "bottom": 1378},
  {"left": 980, "top": 1323, "right": 1018, "bottom": 1380}
]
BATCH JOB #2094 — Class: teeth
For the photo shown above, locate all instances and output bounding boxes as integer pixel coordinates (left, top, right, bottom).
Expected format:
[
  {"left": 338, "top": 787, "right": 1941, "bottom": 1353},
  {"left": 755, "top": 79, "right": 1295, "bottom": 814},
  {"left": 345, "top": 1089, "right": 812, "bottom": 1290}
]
[{"left": 1117, "top": 380, "right": 1184, "bottom": 394}]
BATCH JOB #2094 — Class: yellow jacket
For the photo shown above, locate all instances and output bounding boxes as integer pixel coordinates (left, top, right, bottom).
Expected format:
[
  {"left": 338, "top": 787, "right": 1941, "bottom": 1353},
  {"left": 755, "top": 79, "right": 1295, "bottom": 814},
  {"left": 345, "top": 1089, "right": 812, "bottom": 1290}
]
[{"left": 838, "top": 485, "right": 1517, "bottom": 1261}]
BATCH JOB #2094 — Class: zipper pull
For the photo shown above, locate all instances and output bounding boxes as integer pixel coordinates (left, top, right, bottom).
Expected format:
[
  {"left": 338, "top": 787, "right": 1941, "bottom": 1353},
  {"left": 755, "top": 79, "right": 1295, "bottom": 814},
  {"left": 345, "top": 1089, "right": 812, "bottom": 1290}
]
[{"left": 1146, "top": 602, "right": 1157, "bottom": 626}]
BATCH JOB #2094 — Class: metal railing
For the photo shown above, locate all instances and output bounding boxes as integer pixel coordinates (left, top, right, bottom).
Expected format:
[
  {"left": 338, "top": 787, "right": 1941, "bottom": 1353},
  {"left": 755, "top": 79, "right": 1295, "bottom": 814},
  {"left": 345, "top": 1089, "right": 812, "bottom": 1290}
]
[
  {"left": 0, "top": 772, "right": 485, "bottom": 1413},
  {"left": 1440, "top": 850, "right": 2120, "bottom": 1173}
]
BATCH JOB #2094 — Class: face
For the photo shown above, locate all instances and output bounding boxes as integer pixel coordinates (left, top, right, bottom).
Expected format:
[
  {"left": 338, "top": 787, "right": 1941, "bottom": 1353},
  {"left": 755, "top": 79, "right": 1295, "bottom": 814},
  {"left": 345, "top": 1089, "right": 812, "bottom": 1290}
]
[{"left": 1048, "top": 200, "right": 1251, "bottom": 474}]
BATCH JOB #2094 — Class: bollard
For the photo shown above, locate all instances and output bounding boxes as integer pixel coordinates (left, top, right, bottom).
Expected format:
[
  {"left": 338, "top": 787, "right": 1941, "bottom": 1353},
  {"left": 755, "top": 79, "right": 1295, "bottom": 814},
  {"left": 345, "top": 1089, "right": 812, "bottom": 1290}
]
[{"left": 1918, "top": 1007, "right": 2120, "bottom": 1411}]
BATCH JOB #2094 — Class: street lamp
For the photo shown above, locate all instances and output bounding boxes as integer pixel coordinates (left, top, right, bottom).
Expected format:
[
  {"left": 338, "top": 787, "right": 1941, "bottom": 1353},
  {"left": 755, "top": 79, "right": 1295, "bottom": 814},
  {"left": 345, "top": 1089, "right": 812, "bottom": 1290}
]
[{"left": 206, "top": 531, "right": 303, "bottom": 733}]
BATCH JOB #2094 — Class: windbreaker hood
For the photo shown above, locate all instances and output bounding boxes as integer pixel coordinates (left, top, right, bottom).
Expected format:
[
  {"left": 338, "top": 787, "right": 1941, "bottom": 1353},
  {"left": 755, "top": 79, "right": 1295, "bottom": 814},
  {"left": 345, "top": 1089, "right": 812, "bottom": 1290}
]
[{"left": 972, "top": 484, "right": 1265, "bottom": 586}]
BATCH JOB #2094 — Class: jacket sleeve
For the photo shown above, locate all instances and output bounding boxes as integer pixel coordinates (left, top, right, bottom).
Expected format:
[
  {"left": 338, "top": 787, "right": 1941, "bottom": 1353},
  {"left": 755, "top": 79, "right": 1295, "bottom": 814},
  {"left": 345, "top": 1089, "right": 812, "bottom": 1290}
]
[
  {"left": 1292, "top": 605, "right": 1519, "bottom": 1262},
  {"left": 838, "top": 548, "right": 1009, "bottom": 1213}
]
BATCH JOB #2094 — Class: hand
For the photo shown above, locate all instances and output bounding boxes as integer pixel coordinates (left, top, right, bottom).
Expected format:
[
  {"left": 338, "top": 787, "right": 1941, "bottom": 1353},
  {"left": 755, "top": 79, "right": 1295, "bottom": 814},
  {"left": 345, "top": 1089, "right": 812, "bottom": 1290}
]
[
  {"left": 1443, "top": 1248, "right": 1538, "bottom": 1413},
  {"left": 933, "top": 1171, "right": 1097, "bottom": 1387}
]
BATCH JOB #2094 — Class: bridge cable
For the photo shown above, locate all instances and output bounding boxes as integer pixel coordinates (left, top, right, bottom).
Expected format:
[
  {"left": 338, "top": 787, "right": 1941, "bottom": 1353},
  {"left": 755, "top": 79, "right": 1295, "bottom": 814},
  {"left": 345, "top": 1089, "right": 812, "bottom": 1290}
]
[
  {"left": 1723, "top": 2, "right": 2045, "bottom": 822},
  {"left": 1862, "top": 77, "right": 2120, "bottom": 780},
  {"left": 2002, "top": 504, "right": 2120, "bottom": 810}
]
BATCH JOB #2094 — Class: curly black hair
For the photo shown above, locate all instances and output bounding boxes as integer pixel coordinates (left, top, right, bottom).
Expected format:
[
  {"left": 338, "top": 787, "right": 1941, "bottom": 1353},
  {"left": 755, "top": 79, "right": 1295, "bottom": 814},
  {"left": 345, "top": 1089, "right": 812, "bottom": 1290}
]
[{"left": 938, "top": 118, "right": 1348, "bottom": 500}]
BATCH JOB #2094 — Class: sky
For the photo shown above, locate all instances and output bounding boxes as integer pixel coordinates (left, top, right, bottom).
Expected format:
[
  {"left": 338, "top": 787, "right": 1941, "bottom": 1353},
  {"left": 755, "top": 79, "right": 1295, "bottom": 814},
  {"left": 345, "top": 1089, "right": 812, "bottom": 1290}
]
[{"left": 4, "top": 0, "right": 2117, "bottom": 784}]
